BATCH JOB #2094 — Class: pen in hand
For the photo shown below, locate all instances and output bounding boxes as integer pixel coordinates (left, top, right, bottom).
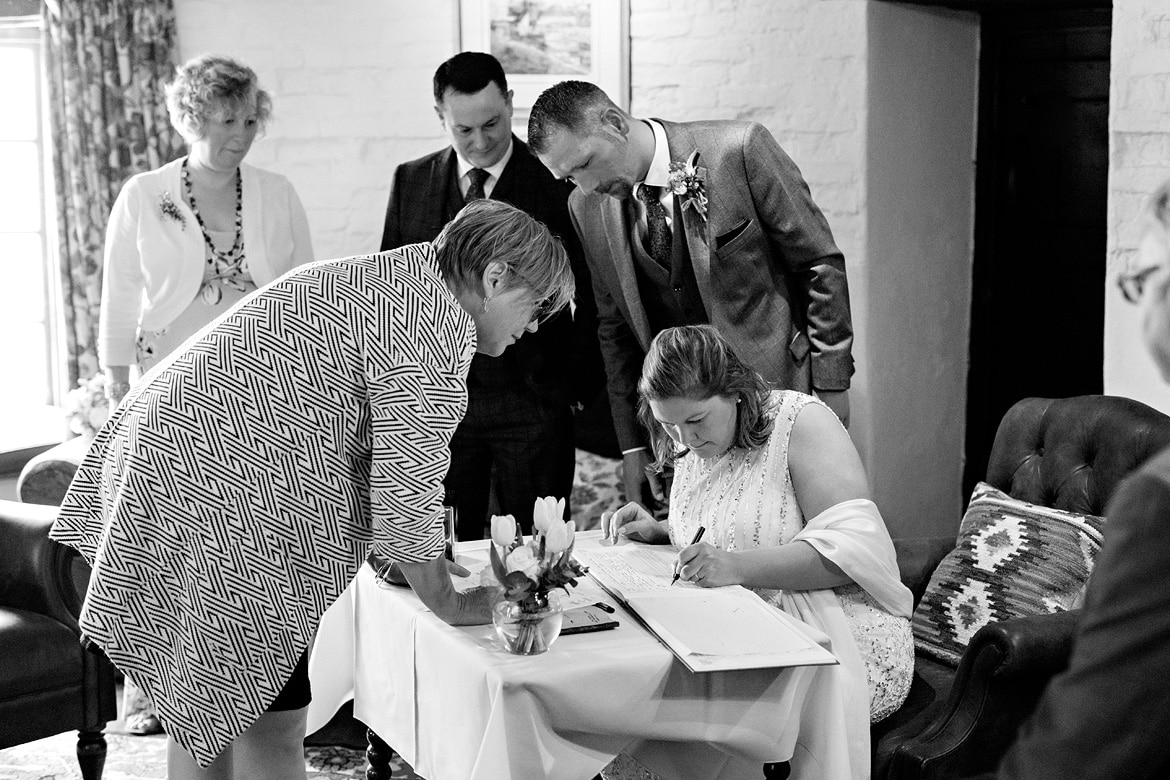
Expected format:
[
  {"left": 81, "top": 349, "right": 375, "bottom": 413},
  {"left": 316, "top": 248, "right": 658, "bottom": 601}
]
[{"left": 670, "top": 526, "right": 707, "bottom": 586}]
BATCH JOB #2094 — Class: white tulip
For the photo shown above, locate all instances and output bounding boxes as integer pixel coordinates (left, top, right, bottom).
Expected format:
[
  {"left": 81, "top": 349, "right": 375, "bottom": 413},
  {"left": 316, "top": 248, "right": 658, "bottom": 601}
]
[
  {"left": 491, "top": 514, "right": 518, "bottom": 548},
  {"left": 532, "top": 495, "right": 565, "bottom": 533},
  {"left": 544, "top": 520, "right": 571, "bottom": 554}
]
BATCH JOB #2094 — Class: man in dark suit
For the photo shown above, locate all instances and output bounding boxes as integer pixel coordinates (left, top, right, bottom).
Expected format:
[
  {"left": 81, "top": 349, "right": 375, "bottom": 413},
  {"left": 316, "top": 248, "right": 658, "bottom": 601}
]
[
  {"left": 381, "top": 53, "right": 606, "bottom": 539},
  {"left": 528, "top": 80, "right": 854, "bottom": 508}
]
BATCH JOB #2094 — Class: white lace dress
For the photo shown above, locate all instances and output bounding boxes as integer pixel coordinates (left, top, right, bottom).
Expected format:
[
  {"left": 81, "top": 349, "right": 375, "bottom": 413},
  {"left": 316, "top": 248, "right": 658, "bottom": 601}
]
[{"left": 664, "top": 390, "right": 914, "bottom": 778}]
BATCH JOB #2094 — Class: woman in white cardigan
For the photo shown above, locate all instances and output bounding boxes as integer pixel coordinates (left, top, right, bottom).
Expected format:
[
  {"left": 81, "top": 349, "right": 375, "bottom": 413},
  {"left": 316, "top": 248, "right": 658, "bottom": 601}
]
[
  {"left": 99, "top": 53, "right": 313, "bottom": 734},
  {"left": 101, "top": 53, "right": 313, "bottom": 404}
]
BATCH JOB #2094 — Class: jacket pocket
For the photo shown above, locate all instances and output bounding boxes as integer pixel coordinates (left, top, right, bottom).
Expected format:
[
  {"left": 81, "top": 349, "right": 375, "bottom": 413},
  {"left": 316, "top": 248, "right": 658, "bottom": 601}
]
[{"left": 715, "top": 218, "right": 753, "bottom": 251}]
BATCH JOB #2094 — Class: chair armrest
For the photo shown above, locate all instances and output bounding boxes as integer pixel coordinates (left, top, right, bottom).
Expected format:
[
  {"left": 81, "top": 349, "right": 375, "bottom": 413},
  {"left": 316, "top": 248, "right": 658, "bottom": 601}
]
[
  {"left": 888, "top": 610, "right": 1080, "bottom": 780},
  {"left": 0, "top": 498, "right": 84, "bottom": 629},
  {"left": 893, "top": 536, "right": 955, "bottom": 607}
]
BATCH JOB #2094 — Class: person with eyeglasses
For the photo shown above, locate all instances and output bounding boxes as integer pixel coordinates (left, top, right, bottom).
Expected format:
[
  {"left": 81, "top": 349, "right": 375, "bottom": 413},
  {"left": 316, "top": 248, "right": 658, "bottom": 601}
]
[
  {"left": 991, "top": 178, "right": 1170, "bottom": 778},
  {"left": 379, "top": 52, "right": 609, "bottom": 541}
]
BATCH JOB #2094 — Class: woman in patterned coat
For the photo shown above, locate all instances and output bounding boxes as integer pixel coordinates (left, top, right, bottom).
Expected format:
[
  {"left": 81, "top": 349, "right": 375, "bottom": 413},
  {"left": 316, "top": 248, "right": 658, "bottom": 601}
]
[{"left": 51, "top": 199, "right": 574, "bottom": 779}]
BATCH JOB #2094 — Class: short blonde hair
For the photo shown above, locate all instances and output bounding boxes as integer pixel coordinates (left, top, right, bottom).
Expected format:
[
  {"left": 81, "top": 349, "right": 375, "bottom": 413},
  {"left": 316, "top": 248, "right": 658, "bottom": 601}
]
[
  {"left": 165, "top": 54, "right": 272, "bottom": 143},
  {"left": 433, "top": 199, "right": 575, "bottom": 321}
]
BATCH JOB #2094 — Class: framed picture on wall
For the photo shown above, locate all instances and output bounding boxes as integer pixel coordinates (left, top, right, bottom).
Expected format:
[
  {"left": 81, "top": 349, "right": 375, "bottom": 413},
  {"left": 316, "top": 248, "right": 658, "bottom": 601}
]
[{"left": 459, "top": 0, "right": 630, "bottom": 137}]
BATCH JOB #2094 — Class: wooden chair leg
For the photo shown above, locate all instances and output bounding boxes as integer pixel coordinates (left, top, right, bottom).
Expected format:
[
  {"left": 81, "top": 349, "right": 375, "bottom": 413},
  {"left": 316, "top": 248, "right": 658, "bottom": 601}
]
[
  {"left": 763, "top": 761, "right": 791, "bottom": 779},
  {"left": 77, "top": 729, "right": 107, "bottom": 780},
  {"left": 366, "top": 727, "right": 396, "bottom": 780}
]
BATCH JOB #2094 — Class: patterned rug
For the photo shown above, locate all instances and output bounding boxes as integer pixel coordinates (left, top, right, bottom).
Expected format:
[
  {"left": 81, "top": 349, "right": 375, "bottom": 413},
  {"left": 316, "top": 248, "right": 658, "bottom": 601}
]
[{"left": 0, "top": 730, "right": 423, "bottom": 780}]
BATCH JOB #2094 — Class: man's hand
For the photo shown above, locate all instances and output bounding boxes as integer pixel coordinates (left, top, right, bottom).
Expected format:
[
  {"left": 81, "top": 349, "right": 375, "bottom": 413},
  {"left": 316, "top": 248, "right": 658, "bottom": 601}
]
[
  {"left": 622, "top": 449, "right": 663, "bottom": 511},
  {"left": 816, "top": 389, "right": 850, "bottom": 429}
]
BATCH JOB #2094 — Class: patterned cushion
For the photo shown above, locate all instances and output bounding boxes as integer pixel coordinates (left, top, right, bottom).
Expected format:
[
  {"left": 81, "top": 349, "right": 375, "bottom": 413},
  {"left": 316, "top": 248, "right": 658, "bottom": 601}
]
[
  {"left": 912, "top": 481, "right": 1105, "bottom": 665},
  {"left": 570, "top": 448, "right": 625, "bottom": 531}
]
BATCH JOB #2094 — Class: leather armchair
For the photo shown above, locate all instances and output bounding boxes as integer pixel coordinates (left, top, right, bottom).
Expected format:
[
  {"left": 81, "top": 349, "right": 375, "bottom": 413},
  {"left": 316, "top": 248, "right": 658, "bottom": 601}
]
[
  {"left": 873, "top": 395, "right": 1170, "bottom": 780},
  {"left": 0, "top": 498, "right": 117, "bottom": 779}
]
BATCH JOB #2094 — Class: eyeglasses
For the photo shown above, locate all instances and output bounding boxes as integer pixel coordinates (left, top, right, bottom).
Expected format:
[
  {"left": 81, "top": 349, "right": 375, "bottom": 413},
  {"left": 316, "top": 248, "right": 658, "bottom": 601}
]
[
  {"left": 1117, "top": 266, "right": 1160, "bottom": 304},
  {"left": 530, "top": 297, "right": 554, "bottom": 323}
]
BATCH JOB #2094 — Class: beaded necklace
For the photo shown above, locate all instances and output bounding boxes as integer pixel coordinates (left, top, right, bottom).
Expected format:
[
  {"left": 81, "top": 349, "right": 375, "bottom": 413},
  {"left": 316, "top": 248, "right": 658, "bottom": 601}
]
[{"left": 181, "top": 157, "right": 244, "bottom": 268}]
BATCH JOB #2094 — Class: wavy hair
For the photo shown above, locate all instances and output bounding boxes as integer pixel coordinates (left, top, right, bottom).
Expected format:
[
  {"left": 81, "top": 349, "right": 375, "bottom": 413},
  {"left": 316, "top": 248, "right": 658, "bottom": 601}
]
[
  {"left": 165, "top": 54, "right": 272, "bottom": 143},
  {"left": 637, "top": 325, "right": 774, "bottom": 471},
  {"left": 433, "top": 199, "right": 574, "bottom": 322}
]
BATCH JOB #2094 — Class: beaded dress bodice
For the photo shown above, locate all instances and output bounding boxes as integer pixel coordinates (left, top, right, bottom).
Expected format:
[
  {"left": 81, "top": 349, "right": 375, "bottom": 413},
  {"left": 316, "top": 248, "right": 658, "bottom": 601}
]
[{"left": 668, "top": 390, "right": 913, "bottom": 722}]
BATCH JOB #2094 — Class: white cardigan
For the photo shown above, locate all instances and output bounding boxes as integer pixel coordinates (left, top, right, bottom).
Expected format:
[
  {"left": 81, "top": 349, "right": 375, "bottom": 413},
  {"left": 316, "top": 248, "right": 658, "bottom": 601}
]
[{"left": 98, "top": 158, "right": 315, "bottom": 366}]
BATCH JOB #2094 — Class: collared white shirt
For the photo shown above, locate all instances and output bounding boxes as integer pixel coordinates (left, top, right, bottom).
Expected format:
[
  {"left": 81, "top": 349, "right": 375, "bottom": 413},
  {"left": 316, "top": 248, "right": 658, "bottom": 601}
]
[
  {"left": 455, "top": 138, "right": 514, "bottom": 200},
  {"left": 634, "top": 119, "right": 673, "bottom": 229}
]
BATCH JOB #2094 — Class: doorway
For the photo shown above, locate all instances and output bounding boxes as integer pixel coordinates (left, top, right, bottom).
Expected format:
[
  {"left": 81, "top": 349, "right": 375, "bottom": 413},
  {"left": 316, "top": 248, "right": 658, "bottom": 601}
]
[{"left": 963, "top": 5, "right": 1111, "bottom": 495}]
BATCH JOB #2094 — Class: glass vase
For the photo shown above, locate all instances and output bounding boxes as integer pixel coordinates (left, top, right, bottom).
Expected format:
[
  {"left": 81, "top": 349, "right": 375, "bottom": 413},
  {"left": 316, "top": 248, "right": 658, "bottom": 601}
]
[{"left": 492, "top": 591, "right": 563, "bottom": 655}]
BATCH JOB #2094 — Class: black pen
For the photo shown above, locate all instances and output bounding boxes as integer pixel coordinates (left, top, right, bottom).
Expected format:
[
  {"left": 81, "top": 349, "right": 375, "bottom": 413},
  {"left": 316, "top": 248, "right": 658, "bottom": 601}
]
[{"left": 670, "top": 526, "right": 707, "bottom": 586}]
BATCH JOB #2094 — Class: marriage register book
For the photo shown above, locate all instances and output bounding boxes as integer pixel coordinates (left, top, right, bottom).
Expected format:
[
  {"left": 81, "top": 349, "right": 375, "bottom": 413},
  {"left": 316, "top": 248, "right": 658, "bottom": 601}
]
[{"left": 575, "top": 535, "right": 838, "bottom": 673}]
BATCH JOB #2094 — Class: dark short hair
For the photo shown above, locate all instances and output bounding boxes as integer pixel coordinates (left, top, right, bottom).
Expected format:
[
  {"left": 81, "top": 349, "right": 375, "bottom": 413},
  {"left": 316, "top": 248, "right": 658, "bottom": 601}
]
[
  {"left": 527, "top": 80, "right": 615, "bottom": 154},
  {"left": 637, "top": 325, "right": 775, "bottom": 470},
  {"left": 434, "top": 52, "right": 508, "bottom": 105},
  {"left": 165, "top": 54, "right": 272, "bottom": 143},
  {"left": 432, "top": 199, "right": 574, "bottom": 322}
]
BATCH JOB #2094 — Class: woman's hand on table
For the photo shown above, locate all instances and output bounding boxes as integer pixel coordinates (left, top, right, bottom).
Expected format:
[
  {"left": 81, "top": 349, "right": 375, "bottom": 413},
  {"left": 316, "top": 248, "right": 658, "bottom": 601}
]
[
  {"left": 676, "top": 543, "right": 741, "bottom": 588},
  {"left": 454, "top": 585, "right": 498, "bottom": 625},
  {"left": 600, "top": 502, "right": 669, "bottom": 545}
]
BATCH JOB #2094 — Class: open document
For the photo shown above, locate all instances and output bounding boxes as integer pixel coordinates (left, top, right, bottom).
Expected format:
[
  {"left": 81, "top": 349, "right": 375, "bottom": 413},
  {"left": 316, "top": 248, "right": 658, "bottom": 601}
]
[{"left": 575, "top": 536, "right": 838, "bottom": 672}]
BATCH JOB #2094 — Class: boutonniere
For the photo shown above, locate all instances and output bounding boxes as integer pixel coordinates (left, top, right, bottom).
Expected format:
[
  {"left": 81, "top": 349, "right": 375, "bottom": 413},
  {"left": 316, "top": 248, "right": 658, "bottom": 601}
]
[
  {"left": 667, "top": 153, "right": 708, "bottom": 223},
  {"left": 159, "top": 191, "right": 185, "bottom": 229}
]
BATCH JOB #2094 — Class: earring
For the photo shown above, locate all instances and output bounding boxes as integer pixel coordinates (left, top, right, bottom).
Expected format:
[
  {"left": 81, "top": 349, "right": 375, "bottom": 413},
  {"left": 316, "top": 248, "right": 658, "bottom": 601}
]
[{"left": 481, "top": 297, "right": 489, "bottom": 313}]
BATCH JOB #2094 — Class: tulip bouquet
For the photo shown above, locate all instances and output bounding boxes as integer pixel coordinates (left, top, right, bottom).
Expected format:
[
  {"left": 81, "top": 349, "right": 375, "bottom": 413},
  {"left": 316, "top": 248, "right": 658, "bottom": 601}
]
[{"left": 488, "top": 496, "right": 587, "bottom": 654}]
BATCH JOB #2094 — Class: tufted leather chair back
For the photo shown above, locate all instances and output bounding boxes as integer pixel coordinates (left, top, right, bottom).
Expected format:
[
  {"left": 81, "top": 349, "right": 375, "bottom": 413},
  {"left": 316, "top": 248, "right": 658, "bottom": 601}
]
[{"left": 985, "top": 395, "right": 1170, "bottom": 517}]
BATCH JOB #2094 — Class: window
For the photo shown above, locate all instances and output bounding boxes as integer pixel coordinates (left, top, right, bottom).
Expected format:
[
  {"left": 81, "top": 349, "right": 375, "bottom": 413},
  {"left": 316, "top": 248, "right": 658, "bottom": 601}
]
[{"left": 0, "top": 11, "right": 56, "bottom": 414}]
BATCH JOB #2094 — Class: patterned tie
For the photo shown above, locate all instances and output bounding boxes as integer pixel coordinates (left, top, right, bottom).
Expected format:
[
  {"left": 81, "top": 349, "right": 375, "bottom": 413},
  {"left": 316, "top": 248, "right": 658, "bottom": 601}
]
[
  {"left": 465, "top": 168, "right": 489, "bottom": 203},
  {"left": 636, "top": 184, "right": 672, "bottom": 268}
]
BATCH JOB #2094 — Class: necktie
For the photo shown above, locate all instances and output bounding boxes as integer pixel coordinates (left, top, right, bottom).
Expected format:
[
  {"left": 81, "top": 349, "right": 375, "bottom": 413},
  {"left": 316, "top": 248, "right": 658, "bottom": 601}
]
[
  {"left": 636, "top": 184, "right": 672, "bottom": 268},
  {"left": 465, "top": 168, "right": 489, "bottom": 203}
]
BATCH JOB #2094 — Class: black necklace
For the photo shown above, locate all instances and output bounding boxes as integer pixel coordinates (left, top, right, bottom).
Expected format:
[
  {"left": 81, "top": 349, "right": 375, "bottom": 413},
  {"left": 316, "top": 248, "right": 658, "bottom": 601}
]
[{"left": 181, "top": 157, "right": 244, "bottom": 265}]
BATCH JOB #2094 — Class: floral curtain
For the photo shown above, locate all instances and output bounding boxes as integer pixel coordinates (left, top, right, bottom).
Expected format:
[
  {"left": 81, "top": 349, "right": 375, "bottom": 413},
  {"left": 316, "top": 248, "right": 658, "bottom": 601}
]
[{"left": 43, "top": 0, "right": 183, "bottom": 388}]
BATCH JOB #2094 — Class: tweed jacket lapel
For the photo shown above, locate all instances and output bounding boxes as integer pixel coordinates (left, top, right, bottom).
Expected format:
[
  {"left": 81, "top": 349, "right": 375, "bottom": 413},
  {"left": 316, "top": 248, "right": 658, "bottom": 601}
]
[
  {"left": 434, "top": 148, "right": 464, "bottom": 223},
  {"left": 661, "top": 122, "right": 713, "bottom": 307},
  {"left": 602, "top": 196, "right": 654, "bottom": 349}
]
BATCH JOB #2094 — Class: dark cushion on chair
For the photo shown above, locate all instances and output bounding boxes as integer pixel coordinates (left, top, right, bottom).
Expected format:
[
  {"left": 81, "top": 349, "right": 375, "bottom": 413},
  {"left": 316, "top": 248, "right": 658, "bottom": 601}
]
[
  {"left": 0, "top": 608, "right": 82, "bottom": 699},
  {"left": 872, "top": 654, "right": 955, "bottom": 776}
]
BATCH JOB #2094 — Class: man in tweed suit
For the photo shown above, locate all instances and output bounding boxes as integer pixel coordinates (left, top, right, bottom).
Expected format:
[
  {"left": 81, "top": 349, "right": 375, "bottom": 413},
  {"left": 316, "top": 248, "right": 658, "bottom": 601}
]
[
  {"left": 529, "top": 81, "right": 854, "bottom": 508},
  {"left": 381, "top": 53, "right": 606, "bottom": 539}
]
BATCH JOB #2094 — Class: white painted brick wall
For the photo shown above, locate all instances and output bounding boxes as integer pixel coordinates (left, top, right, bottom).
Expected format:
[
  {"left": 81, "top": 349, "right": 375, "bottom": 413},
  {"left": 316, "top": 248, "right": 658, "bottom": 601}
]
[
  {"left": 629, "top": 0, "right": 868, "bottom": 268},
  {"left": 174, "top": 0, "right": 456, "bottom": 260},
  {"left": 1105, "top": 0, "right": 1170, "bottom": 410}
]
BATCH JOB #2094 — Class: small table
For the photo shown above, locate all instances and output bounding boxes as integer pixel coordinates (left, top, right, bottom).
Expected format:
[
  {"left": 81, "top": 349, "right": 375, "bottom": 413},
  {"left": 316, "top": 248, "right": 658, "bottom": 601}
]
[{"left": 309, "top": 533, "right": 824, "bottom": 780}]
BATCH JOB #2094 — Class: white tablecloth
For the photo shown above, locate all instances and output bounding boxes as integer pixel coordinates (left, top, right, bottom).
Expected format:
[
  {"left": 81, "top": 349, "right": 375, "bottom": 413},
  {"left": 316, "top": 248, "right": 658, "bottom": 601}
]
[{"left": 308, "top": 533, "right": 833, "bottom": 780}]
